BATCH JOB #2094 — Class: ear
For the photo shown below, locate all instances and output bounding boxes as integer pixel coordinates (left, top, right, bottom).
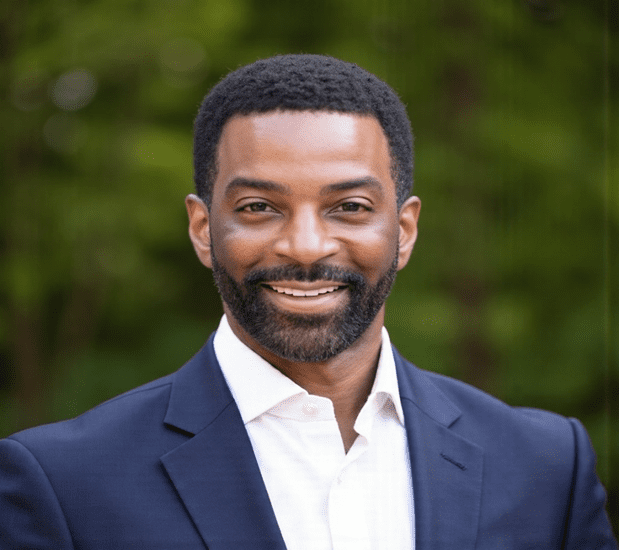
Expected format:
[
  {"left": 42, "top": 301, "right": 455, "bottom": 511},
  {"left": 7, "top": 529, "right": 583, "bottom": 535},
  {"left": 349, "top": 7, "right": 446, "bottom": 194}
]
[
  {"left": 396, "top": 196, "right": 421, "bottom": 271},
  {"left": 185, "top": 194, "right": 213, "bottom": 269}
]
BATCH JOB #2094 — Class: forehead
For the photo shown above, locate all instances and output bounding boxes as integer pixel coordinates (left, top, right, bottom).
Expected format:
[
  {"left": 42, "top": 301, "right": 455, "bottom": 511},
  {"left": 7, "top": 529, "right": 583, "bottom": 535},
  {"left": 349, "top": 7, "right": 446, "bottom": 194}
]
[{"left": 214, "top": 111, "right": 394, "bottom": 195}]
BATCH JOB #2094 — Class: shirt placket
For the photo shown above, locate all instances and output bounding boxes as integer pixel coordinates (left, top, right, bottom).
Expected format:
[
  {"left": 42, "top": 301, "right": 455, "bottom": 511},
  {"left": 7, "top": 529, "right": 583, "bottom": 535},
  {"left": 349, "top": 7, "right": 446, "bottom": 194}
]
[{"left": 327, "top": 400, "right": 377, "bottom": 550}]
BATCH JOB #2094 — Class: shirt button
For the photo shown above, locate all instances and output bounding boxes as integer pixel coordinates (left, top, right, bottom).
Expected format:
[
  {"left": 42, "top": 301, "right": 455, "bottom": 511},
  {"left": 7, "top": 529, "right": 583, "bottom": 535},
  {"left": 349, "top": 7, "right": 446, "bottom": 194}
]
[{"left": 302, "top": 401, "right": 319, "bottom": 417}]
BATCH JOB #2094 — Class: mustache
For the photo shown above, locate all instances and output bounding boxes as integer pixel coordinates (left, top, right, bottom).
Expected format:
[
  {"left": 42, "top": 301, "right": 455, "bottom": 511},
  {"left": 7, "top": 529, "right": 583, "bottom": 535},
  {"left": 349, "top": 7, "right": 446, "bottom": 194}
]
[{"left": 244, "top": 264, "right": 365, "bottom": 288}]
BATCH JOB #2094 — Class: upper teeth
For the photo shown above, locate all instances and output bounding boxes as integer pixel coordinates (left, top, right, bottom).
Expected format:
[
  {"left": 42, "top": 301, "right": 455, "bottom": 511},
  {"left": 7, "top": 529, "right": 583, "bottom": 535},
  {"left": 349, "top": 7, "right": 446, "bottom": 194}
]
[{"left": 270, "top": 285, "right": 340, "bottom": 297}]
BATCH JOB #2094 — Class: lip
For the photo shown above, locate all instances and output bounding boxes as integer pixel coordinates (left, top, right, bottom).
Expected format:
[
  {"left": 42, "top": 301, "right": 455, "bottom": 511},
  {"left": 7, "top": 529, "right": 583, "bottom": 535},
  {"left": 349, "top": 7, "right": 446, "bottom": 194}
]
[
  {"left": 261, "top": 281, "right": 347, "bottom": 297},
  {"left": 261, "top": 283, "right": 348, "bottom": 312}
]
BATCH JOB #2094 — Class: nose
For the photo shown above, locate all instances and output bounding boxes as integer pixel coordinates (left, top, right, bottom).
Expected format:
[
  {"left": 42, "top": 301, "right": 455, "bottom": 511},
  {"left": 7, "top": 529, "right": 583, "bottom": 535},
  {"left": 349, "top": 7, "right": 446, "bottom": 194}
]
[{"left": 272, "top": 207, "right": 340, "bottom": 265}]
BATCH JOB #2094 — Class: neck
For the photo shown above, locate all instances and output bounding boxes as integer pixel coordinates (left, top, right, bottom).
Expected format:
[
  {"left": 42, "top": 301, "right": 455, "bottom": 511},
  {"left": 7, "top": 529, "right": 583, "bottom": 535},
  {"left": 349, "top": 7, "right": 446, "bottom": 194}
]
[
  {"left": 291, "top": 341, "right": 381, "bottom": 452},
  {"left": 225, "top": 308, "right": 385, "bottom": 452},
  {"left": 273, "top": 328, "right": 383, "bottom": 453}
]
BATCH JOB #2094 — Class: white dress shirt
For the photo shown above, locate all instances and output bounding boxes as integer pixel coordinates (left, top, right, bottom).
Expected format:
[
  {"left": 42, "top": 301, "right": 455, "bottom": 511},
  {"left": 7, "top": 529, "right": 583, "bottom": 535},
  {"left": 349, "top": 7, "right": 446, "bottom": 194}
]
[{"left": 214, "top": 315, "right": 414, "bottom": 550}]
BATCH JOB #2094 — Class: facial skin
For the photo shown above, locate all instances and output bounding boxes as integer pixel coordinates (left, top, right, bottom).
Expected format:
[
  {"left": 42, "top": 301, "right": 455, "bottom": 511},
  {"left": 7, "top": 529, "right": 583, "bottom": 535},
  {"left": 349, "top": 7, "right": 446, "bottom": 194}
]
[{"left": 187, "top": 110, "right": 420, "bottom": 394}]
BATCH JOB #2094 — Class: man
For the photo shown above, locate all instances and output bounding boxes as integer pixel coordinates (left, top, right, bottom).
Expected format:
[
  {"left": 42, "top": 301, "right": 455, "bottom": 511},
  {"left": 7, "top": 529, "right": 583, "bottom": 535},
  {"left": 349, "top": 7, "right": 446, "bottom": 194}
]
[{"left": 0, "top": 54, "right": 615, "bottom": 549}]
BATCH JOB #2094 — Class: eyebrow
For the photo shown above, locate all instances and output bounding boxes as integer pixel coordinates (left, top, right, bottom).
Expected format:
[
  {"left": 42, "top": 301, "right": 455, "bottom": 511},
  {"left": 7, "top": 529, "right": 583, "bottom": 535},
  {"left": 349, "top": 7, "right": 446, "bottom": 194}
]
[
  {"left": 224, "top": 176, "right": 384, "bottom": 199},
  {"left": 224, "top": 178, "right": 292, "bottom": 197},
  {"left": 319, "top": 177, "right": 383, "bottom": 198}
]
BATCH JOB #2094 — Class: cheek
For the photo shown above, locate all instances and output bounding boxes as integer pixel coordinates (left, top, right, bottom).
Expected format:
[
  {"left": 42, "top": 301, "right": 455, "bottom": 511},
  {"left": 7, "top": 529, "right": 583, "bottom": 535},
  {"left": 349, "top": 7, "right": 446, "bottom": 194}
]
[
  {"left": 344, "top": 220, "right": 399, "bottom": 273},
  {"left": 214, "top": 220, "right": 275, "bottom": 270}
]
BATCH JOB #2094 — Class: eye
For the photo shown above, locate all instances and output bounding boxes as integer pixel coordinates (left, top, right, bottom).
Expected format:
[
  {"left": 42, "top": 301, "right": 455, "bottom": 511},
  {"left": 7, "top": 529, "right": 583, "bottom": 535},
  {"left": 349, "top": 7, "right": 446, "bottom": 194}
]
[
  {"left": 334, "top": 202, "right": 372, "bottom": 213},
  {"left": 238, "top": 202, "right": 275, "bottom": 213}
]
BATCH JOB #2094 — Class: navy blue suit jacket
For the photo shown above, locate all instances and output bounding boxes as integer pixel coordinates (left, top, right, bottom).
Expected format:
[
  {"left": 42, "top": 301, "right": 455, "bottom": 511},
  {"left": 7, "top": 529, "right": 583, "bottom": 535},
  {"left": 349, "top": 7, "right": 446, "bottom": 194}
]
[{"left": 1, "top": 335, "right": 616, "bottom": 549}]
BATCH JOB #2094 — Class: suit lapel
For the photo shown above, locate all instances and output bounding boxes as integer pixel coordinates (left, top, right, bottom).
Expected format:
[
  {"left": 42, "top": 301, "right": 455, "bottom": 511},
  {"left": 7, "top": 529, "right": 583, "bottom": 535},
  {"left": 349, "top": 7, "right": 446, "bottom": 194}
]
[
  {"left": 394, "top": 349, "right": 483, "bottom": 550},
  {"left": 158, "top": 335, "right": 483, "bottom": 549},
  {"left": 160, "top": 336, "right": 286, "bottom": 550}
]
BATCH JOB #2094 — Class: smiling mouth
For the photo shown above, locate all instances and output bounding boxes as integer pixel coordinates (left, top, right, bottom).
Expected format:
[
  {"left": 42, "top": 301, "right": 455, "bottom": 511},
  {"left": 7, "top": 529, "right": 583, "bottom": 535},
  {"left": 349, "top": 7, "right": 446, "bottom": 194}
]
[{"left": 262, "top": 283, "right": 347, "bottom": 297}]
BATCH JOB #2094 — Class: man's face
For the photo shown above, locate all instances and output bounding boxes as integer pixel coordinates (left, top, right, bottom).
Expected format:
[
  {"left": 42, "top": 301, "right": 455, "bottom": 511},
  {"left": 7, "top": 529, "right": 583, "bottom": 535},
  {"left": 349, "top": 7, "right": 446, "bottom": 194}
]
[{"left": 188, "top": 111, "right": 420, "bottom": 362}]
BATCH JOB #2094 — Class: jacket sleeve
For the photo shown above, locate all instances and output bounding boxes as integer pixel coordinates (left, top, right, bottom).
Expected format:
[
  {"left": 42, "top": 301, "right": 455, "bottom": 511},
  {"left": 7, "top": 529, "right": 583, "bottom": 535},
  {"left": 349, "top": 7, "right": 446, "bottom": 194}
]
[
  {"left": 563, "top": 418, "right": 617, "bottom": 549},
  {"left": 0, "top": 437, "right": 75, "bottom": 550}
]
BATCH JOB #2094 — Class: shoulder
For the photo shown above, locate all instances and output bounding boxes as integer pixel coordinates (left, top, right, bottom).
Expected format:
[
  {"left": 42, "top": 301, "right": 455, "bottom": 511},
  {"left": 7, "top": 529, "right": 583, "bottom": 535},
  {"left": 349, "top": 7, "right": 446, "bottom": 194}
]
[
  {"left": 4, "top": 371, "right": 178, "bottom": 465},
  {"left": 429, "top": 366, "right": 570, "bottom": 426},
  {"left": 395, "top": 352, "right": 581, "bottom": 462},
  {"left": 424, "top": 372, "right": 615, "bottom": 548},
  {"left": 3, "top": 335, "right": 224, "bottom": 470},
  {"left": 396, "top": 355, "right": 619, "bottom": 548}
]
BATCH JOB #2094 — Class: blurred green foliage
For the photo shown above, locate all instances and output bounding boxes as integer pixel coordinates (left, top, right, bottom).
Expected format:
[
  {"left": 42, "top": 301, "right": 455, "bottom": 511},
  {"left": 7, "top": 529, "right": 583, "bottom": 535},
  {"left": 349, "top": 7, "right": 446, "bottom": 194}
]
[{"left": 1, "top": 0, "right": 617, "bottom": 532}]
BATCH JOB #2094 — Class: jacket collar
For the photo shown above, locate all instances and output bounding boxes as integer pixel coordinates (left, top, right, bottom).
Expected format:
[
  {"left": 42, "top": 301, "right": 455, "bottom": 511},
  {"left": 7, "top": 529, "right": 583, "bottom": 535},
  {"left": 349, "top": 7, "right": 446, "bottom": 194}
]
[{"left": 160, "top": 335, "right": 483, "bottom": 550}]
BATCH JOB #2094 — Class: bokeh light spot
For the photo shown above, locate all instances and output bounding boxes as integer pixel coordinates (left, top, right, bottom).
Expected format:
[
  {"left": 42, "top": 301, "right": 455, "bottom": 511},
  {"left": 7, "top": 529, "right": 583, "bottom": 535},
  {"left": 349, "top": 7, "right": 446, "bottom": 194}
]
[{"left": 51, "top": 69, "right": 97, "bottom": 111}]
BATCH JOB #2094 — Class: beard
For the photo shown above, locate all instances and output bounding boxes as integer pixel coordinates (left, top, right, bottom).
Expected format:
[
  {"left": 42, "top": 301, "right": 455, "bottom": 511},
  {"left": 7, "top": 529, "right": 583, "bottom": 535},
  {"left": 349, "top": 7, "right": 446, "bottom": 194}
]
[{"left": 210, "top": 245, "right": 399, "bottom": 363}]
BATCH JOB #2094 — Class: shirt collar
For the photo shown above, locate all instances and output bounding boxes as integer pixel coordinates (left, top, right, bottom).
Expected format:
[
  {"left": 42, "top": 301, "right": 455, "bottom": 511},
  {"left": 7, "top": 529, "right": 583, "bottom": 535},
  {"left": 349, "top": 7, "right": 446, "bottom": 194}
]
[{"left": 213, "top": 315, "right": 405, "bottom": 425}]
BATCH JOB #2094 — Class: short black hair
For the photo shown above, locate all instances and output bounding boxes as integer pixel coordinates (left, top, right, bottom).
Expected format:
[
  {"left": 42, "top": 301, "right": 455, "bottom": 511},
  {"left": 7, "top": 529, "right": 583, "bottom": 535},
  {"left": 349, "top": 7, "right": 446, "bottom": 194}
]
[{"left": 193, "top": 54, "right": 413, "bottom": 209}]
